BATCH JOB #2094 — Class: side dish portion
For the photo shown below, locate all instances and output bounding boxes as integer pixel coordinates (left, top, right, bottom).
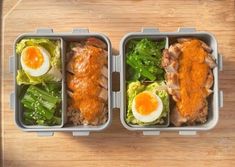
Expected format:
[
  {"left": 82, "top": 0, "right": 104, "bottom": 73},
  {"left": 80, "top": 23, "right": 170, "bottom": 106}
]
[
  {"left": 125, "top": 38, "right": 169, "bottom": 126},
  {"left": 16, "top": 38, "right": 63, "bottom": 126},
  {"left": 127, "top": 81, "right": 169, "bottom": 126},
  {"left": 21, "top": 83, "right": 62, "bottom": 125},
  {"left": 126, "top": 38, "right": 165, "bottom": 81},
  {"left": 16, "top": 38, "right": 62, "bottom": 85}
]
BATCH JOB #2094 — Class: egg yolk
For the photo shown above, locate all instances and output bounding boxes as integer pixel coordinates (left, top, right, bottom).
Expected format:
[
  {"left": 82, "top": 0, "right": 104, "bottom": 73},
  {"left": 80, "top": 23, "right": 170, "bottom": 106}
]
[
  {"left": 23, "top": 46, "right": 44, "bottom": 69},
  {"left": 135, "top": 92, "right": 158, "bottom": 115}
]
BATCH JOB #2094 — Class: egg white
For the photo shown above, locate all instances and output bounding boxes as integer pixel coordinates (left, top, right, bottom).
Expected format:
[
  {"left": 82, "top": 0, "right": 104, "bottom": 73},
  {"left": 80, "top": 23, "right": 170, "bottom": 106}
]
[
  {"left": 132, "top": 91, "right": 163, "bottom": 123},
  {"left": 21, "top": 46, "right": 50, "bottom": 77}
]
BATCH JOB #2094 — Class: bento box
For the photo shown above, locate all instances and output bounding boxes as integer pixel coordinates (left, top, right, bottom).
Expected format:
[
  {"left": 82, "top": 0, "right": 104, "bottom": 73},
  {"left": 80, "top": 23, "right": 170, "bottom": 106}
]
[
  {"left": 9, "top": 27, "right": 223, "bottom": 136},
  {"left": 10, "top": 28, "right": 113, "bottom": 136},
  {"left": 119, "top": 27, "right": 224, "bottom": 135}
]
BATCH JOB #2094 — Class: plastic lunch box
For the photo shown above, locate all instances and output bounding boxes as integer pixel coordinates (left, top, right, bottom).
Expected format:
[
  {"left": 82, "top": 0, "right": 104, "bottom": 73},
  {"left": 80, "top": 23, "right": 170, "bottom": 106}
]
[{"left": 9, "top": 27, "right": 224, "bottom": 136}]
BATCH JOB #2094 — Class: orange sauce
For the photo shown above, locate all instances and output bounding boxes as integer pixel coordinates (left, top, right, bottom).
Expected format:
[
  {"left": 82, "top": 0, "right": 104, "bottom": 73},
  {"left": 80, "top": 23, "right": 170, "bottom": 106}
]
[
  {"left": 67, "top": 45, "right": 106, "bottom": 122},
  {"left": 177, "top": 40, "right": 209, "bottom": 117}
]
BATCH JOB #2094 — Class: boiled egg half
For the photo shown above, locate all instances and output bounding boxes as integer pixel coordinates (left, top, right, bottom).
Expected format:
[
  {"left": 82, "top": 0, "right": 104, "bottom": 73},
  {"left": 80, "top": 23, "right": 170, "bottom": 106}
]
[
  {"left": 21, "top": 46, "right": 50, "bottom": 77},
  {"left": 132, "top": 91, "right": 163, "bottom": 122}
]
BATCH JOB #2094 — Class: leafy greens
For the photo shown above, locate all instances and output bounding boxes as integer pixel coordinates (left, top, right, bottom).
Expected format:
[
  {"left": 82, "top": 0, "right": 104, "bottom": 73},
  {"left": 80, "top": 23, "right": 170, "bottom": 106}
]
[
  {"left": 126, "top": 38, "right": 165, "bottom": 81},
  {"left": 21, "top": 83, "right": 62, "bottom": 126}
]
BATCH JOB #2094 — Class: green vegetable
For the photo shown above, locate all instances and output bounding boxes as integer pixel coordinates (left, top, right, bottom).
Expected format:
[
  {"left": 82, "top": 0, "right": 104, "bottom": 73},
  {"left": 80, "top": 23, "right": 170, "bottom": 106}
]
[
  {"left": 21, "top": 83, "right": 62, "bottom": 126},
  {"left": 41, "top": 82, "right": 62, "bottom": 97},
  {"left": 126, "top": 38, "right": 165, "bottom": 81},
  {"left": 17, "top": 67, "right": 62, "bottom": 85},
  {"left": 126, "top": 81, "right": 169, "bottom": 126},
  {"left": 16, "top": 38, "right": 62, "bottom": 85}
]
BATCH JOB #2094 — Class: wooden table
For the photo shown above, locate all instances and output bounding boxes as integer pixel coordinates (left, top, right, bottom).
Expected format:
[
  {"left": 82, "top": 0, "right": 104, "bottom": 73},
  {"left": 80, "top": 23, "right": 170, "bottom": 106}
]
[{"left": 1, "top": 0, "right": 235, "bottom": 166}]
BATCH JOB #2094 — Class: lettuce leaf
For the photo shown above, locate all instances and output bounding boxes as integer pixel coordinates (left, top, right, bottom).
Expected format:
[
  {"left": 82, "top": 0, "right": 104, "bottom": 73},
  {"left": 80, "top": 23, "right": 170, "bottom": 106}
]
[
  {"left": 126, "top": 81, "right": 169, "bottom": 126},
  {"left": 16, "top": 38, "right": 62, "bottom": 85},
  {"left": 17, "top": 67, "right": 62, "bottom": 85}
]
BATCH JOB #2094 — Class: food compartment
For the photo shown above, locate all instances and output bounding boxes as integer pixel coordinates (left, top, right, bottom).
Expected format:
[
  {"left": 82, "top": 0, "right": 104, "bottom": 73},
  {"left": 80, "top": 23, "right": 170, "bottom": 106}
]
[
  {"left": 166, "top": 33, "right": 218, "bottom": 128},
  {"left": 120, "top": 29, "right": 220, "bottom": 132},
  {"left": 61, "top": 34, "right": 112, "bottom": 131},
  {"left": 121, "top": 34, "right": 170, "bottom": 129},
  {"left": 14, "top": 36, "right": 66, "bottom": 128}
]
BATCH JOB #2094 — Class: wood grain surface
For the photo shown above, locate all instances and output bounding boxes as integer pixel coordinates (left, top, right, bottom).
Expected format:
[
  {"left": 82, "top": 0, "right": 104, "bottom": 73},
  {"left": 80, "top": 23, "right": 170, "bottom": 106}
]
[{"left": 1, "top": 0, "right": 235, "bottom": 167}]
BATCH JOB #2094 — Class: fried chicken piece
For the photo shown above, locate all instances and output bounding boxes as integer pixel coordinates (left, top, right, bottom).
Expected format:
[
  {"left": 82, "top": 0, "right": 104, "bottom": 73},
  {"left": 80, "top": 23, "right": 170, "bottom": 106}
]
[
  {"left": 66, "top": 38, "right": 108, "bottom": 125},
  {"left": 170, "top": 106, "right": 187, "bottom": 126},
  {"left": 162, "top": 38, "right": 216, "bottom": 126},
  {"left": 86, "top": 37, "right": 107, "bottom": 49},
  {"left": 205, "top": 54, "right": 217, "bottom": 68}
]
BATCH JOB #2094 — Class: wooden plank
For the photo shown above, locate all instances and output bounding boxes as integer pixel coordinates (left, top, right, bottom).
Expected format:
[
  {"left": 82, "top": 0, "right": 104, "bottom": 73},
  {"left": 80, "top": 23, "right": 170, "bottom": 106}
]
[
  {"left": 4, "top": 160, "right": 235, "bottom": 167},
  {"left": 1, "top": 0, "right": 235, "bottom": 166}
]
